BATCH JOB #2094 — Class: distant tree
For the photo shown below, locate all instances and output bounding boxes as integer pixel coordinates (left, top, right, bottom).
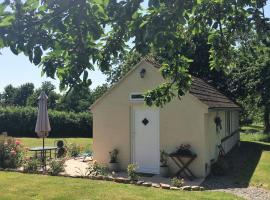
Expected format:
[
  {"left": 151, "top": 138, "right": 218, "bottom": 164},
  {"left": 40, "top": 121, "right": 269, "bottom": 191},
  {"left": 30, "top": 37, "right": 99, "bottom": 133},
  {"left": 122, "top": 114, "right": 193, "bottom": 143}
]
[
  {"left": 0, "top": 83, "right": 34, "bottom": 106},
  {"left": 27, "top": 82, "right": 60, "bottom": 109},
  {"left": 57, "top": 84, "right": 92, "bottom": 113},
  {"left": 91, "top": 84, "right": 109, "bottom": 103},
  {"left": 229, "top": 39, "right": 270, "bottom": 132},
  {"left": 106, "top": 51, "right": 142, "bottom": 85},
  {"left": 1, "top": 84, "right": 17, "bottom": 106},
  {"left": 57, "top": 83, "right": 108, "bottom": 112},
  {"left": 13, "top": 83, "right": 34, "bottom": 106}
]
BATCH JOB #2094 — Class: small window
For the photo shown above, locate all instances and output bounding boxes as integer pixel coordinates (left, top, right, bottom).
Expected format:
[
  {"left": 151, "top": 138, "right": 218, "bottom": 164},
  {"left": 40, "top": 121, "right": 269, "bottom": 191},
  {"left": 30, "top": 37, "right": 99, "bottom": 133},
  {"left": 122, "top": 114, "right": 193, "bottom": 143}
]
[{"left": 130, "top": 93, "right": 144, "bottom": 101}]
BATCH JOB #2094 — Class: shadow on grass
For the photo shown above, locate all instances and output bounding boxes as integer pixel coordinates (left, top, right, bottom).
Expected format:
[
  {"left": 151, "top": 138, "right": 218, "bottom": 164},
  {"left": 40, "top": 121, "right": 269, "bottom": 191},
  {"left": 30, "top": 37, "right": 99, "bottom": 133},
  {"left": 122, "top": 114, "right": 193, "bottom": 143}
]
[
  {"left": 202, "top": 141, "right": 270, "bottom": 190},
  {"left": 242, "top": 124, "right": 264, "bottom": 130},
  {"left": 260, "top": 137, "right": 270, "bottom": 143},
  {"left": 241, "top": 129, "right": 262, "bottom": 134},
  {"left": 240, "top": 124, "right": 264, "bottom": 133}
]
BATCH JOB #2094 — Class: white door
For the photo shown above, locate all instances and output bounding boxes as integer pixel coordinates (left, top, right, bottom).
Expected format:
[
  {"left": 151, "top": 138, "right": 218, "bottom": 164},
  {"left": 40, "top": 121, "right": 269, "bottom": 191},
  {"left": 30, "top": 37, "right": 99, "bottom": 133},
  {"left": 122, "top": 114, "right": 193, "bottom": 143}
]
[{"left": 133, "top": 107, "right": 159, "bottom": 174}]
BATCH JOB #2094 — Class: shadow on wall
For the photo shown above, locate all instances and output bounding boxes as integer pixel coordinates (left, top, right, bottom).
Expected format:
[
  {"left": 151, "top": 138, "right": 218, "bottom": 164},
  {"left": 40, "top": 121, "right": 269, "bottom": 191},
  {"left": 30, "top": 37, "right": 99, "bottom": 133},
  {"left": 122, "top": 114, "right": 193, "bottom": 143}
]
[{"left": 202, "top": 141, "right": 270, "bottom": 189}]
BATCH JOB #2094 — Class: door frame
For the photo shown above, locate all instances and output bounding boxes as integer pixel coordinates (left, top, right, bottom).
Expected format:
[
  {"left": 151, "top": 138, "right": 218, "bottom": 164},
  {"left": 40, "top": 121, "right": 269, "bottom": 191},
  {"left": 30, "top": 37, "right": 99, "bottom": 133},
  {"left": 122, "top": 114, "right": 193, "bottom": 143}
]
[{"left": 131, "top": 105, "right": 160, "bottom": 174}]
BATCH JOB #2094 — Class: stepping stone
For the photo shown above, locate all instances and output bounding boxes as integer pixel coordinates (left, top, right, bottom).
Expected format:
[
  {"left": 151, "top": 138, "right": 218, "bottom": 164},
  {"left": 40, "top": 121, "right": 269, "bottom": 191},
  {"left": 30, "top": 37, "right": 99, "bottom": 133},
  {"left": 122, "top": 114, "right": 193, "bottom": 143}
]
[
  {"left": 191, "top": 186, "right": 200, "bottom": 191},
  {"left": 104, "top": 176, "right": 115, "bottom": 181},
  {"left": 95, "top": 175, "right": 104, "bottom": 180},
  {"left": 199, "top": 186, "right": 205, "bottom": 191},
  {"left": 142, "top": 182, "right": 152, "bottom": 187},
  {"left": 152, "top": 183, "right": 160, "bottom": 188},
  {"left": 115, "top": 177, "right": 129, "bottom": 183},
  {"left": 160, "top": 183, "right": 170, "bottom": 189},
  {"left": 136, "top": 181, "right": 144, "bottom": 185},
  {"left": 170, "top": 187, "right": 181, "bottom": 190},
  {"left": 181, "top": 186, "right": 192, "bottom": 191}
]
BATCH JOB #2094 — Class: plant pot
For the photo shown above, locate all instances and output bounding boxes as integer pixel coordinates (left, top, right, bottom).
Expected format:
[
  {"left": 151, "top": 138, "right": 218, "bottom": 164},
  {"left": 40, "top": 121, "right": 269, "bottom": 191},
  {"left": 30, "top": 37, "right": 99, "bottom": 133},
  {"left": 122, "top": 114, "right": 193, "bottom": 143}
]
[
  {"left": 160, "top": 166, "right": 169, "bottom": 177},
  {"left": 108, "top": 162, "right": 120, "bottom": 172}
]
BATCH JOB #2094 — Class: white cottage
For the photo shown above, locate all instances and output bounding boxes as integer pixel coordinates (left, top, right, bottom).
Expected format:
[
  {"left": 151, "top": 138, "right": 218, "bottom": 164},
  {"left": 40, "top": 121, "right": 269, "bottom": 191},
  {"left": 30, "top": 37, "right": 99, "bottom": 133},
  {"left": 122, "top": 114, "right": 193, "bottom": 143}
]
[{"left": 90, "top": 57, "right": 240, "bottom": 178}]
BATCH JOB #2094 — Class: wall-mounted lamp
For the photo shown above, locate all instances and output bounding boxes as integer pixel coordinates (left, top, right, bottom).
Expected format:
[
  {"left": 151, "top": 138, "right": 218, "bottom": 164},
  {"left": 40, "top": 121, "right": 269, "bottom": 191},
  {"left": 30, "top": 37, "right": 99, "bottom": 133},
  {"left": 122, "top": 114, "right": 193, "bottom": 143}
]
[{"left": 140, "top": 68, "right": 146, "bottom": 78}]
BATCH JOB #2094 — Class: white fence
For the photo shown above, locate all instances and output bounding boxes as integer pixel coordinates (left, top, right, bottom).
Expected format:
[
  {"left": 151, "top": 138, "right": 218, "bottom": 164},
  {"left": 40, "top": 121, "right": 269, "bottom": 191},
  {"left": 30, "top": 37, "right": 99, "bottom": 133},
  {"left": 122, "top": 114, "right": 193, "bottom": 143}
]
[{"left": 221, "top": 131, "right": 240, "bottom": 154}]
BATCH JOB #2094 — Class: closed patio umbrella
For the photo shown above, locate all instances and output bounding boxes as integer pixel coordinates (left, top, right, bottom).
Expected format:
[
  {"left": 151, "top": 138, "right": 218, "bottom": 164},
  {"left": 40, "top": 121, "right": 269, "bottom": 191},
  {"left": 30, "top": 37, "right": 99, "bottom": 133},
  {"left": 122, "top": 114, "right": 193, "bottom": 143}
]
[{"left": 35, "top": 91, "right": 51, "bottom": 171}]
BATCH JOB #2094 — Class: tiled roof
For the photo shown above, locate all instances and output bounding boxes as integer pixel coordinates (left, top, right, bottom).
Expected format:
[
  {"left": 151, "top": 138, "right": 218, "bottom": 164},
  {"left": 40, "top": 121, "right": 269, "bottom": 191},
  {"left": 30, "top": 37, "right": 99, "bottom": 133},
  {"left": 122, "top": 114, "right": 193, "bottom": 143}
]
[
  {"left": 190, "top": 77, "right": 240, "bottom": 109},
  {"left": 144, "top": 56, "right": 161, "bottom": 68},
  {"left": 144, "top": 58, "right": 240, "bottom": 109}
]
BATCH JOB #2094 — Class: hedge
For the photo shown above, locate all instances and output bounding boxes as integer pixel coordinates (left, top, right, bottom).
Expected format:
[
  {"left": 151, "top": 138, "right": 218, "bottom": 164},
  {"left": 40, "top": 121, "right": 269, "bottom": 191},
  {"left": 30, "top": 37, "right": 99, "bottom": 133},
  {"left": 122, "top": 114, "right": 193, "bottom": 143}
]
[{"left": 0, "top": 107, "right": 92, "bottom": 137}]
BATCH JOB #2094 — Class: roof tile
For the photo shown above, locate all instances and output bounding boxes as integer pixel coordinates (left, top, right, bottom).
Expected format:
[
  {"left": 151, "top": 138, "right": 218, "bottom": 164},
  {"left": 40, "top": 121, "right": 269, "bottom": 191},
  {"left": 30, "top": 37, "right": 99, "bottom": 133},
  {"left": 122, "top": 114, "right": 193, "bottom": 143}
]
[{"left": 144, "top": 58, "right": 240, "bottom": 109}]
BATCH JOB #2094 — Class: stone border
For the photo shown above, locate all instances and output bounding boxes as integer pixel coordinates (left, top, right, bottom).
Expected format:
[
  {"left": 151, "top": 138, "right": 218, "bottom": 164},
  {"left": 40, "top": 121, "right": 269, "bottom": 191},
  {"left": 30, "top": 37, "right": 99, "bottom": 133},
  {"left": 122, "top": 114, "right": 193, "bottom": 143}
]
[{"left": 0, "top": 168, "right": 205, "bottom": 191}]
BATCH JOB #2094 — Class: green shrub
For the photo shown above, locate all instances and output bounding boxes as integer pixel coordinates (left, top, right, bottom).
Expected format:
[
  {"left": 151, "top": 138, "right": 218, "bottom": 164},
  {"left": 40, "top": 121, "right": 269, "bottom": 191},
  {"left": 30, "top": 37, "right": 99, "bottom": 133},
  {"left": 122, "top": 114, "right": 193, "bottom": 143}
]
[
  {"left": 48, "top": 159, "right": 65, "bottom": 176},
  {"left": 127, "top": 164, "right": 138, "bottom": 181},
  {"left": 171, "top": 177, "right": 184, "bottom": 188},
  {"left": 0, "top": 106, "right": 92, "bottom": 137},
  {"left": 86, "top": 161, "right": 108, "bottom": 176},
  {"left": 0, "top": 136, "right": 24, "bottom": 168},
  {"left": 23, "top": 158, "right": 40, "bottom": 173},
  {"left": 109, "top": 149, "right": 119, "bottom": 163},
  {"left": 68, "top": 143, "right": 81, "bottom": 157}
]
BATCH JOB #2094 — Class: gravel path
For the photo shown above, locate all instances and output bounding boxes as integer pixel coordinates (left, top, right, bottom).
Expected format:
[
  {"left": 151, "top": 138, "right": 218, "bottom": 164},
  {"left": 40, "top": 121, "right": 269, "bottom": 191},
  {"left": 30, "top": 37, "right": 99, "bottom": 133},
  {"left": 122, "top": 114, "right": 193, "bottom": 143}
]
[
  {"left": 213, "top": 187, "right": 270, "bottom": 200},
  {"left": 203, "top": 176, "right": 270, "bottom": 200}
]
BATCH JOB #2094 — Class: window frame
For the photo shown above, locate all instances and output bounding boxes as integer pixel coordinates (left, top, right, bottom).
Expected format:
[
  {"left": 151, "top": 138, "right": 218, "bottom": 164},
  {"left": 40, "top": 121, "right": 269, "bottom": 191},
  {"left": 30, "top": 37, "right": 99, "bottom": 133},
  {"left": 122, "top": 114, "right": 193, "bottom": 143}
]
[
  {"left": 225, "top": 110, "right": 233, "bottom": 136},
  {"left": 129, "top": 93, "right": 144, "bottom": 102}
]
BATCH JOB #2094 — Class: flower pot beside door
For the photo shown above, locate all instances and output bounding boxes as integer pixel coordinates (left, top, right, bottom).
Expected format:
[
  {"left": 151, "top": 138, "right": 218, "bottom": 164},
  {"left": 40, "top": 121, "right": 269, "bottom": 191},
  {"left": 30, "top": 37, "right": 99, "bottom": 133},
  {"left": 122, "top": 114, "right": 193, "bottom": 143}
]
[
  {"left": 160, "top": 150, "right": 170, "bottom": 177},
  {"left": 108, "top": 149, "right": 120, "bottom": 172}
]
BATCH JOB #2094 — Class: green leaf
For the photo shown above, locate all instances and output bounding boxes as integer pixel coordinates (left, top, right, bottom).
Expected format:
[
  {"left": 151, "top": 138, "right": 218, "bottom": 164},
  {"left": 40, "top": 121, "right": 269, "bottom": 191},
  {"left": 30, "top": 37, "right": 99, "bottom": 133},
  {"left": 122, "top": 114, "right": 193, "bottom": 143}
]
[
  {"left": 0, "top": 15, "right": 14, "bottom": 27},
  {"left": 24, "top": 0, "right": 39, "bottom": 11},
  {"left": 139, "top": 20, "right": 148, "bottom": 28},
  {"left": 33, "top": 46, "right": 43, "bottom": 65},
  {"left": 132, "top": 12, "right": 139, "bottom": 20},
  {"left": 10, "top": 44, "right": 18, "bottom": 55},
  {"left": 83, "top": 71, "right": 88, "bottom": 82}
]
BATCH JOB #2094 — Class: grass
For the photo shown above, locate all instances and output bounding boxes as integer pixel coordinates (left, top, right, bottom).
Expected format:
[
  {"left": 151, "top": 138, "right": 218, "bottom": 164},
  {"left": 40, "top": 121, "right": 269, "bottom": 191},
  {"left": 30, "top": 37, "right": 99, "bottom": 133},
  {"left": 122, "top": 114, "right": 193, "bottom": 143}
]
[
  {"left": 0, "top": 172, "right": 242, "bottom": 200},
  {"left": 228, "top": 124, "right": 270, "bottom": 190},
  {"left": 227, "top": 141, "right": 270, "bottom": 188},
  {"left": 19, "top": 137, "right": 93, "bottom": 150},
  {"left": 240, "top": 133, "right": 270, "bottom": 142},
  {"left": 251, "top": 151, "right": 270, "bottom": 189},
  {"left": 240, "top": 124, "right": 270, "bottom": 142}
]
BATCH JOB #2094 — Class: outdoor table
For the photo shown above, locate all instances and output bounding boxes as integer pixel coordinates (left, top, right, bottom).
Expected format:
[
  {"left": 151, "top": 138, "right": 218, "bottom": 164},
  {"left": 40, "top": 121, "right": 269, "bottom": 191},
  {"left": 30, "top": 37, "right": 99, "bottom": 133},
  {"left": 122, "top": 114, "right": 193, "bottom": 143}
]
[
  {"left": 169, "top": 153, "right": 197, "bottom": 181},
  {"left": 29, "top": 146, "right": 57, "bottom": 159}
]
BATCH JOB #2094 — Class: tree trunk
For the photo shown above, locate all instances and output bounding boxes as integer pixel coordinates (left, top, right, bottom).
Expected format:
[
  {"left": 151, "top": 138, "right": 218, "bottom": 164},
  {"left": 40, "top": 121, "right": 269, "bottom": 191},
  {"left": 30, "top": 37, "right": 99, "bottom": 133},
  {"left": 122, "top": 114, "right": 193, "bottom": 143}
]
[{"left": 264, "top": 106, "right": 270, "bottom": 134}]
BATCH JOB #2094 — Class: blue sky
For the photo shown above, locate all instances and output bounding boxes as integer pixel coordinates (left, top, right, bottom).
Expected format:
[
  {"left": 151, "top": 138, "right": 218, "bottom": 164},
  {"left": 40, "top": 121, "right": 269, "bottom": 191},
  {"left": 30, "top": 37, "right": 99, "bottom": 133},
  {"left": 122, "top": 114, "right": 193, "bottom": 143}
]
[{"left": 0, "top": 1, "right": 269, "bottom": 92}]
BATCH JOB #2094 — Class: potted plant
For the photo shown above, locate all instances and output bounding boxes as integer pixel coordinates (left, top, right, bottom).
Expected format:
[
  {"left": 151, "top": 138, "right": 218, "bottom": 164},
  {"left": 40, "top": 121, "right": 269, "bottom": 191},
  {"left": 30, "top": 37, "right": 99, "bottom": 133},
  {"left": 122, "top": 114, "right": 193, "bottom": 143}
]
[
  {"left": 175, "top": 144, "right": 193, "bottom": 156},
  {"left": 108, "top": 149, "right": 120, "bottom": 172},
  {"left": 160, "top": 150, "right": 169, "bottom": 177}
]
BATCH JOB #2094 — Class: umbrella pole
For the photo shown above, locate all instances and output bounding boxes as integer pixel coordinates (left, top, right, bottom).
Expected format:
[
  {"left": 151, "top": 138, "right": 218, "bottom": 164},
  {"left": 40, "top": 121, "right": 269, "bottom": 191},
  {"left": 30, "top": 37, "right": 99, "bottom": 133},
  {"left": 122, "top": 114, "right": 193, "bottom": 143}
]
[{"left": 43, "top": 137, "right": 46, "bottom": 172}]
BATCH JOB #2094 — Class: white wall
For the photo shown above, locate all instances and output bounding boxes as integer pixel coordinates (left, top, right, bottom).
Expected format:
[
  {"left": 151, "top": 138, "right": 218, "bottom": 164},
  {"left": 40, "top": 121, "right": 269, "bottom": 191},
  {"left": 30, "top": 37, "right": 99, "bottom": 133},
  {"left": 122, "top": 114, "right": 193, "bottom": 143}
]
[
  {"left": 92, "top": 60, "right": 210, "bottom": 177},
  {"left": 205, "top": 110, "right": 240, "bottom": 175}
]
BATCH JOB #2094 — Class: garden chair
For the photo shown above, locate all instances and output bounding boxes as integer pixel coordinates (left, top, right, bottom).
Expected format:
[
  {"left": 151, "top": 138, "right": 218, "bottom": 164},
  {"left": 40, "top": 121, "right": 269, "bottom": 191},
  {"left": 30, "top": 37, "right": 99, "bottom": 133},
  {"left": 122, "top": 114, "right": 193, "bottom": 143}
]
[
  {"left": 54, "top": 139, "right": 67, "bottom": 158},
  {"left": 217, "top": 144, "right": 226, "bottom": 157}
]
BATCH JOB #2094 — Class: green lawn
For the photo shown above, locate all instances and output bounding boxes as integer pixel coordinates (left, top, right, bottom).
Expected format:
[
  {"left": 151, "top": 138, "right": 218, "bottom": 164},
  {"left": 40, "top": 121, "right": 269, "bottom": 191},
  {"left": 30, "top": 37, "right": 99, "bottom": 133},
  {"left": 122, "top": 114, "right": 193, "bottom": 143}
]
[
  {"left": 0, "top": 172, "right": 241, "bottom": 200},
  {"left": 240, "top": 133, "right": 270, "bottom": 142},
  {"left": 237, "top": 124, "right": 270, "bottom": 190},
  {"left": 240, "top": 124, "right": 270, "bottom": 142},
  {"left": 19, "top": 137, "right": 93, "bottom": 150},
  {"left": 251, "top": 151, "right": 270, "bottom": 189}
]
